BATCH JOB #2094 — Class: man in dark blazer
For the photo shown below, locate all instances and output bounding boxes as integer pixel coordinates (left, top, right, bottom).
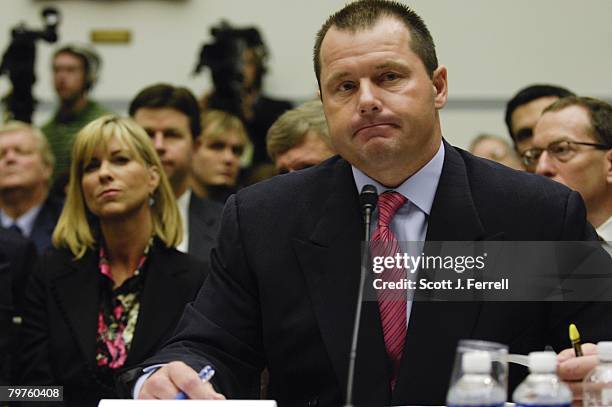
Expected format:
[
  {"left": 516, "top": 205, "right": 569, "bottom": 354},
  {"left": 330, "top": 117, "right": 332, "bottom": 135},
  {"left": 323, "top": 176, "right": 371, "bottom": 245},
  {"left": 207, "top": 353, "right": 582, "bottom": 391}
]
[
  {"left": 129, "top": 84, "right": 222, "bottom": 265},
  {"left": 0, "top": 122, "right": 63, "bottom": 254},
  {"left": 125, "top": 2, "right": 612, "bottom": 405},
  {"left": 0, "top": 227, "right": 38, "bottom": 384}
]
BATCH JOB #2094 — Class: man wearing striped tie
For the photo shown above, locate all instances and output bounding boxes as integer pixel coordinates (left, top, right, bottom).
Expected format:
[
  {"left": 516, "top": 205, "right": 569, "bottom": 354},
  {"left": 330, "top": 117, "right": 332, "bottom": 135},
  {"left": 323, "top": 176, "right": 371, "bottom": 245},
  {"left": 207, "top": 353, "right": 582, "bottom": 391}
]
[{"left": 124, "top": 1, "right": 612, "bottom": 405}]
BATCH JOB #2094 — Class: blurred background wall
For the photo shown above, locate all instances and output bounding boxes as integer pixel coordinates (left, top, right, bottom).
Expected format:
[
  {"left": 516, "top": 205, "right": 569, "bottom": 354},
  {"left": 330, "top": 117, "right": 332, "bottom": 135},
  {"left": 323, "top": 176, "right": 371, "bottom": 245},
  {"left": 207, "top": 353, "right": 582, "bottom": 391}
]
[{"left": 1, "top": 0, "right": 611, "bottom": 148}]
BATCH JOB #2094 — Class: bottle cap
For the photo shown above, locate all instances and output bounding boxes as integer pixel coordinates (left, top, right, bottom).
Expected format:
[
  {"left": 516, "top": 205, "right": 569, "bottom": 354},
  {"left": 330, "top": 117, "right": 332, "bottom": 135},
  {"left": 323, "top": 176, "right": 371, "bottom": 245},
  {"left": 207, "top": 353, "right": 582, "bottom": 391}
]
[
  {"left": 463, "top": 351, "right": 491, "bottom": 373},
  {"left": 598, "top": 342, "right": 612, "bottom": 362},
  {"left": 528, "top": 351, "right": 556, "bottom": 373}
]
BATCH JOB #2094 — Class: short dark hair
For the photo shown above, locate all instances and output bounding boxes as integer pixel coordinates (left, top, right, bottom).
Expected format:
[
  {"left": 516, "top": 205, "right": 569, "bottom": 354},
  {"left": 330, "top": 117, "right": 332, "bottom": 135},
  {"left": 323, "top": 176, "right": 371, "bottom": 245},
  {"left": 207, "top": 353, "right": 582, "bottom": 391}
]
[
  {"left": 128, "top": 83, "right": 201, "bottom": 139},
  {"left": 313, "top": 0, "right": 438, "bottom": 88},
  {"left": 504, "top": 84, "right": 575, "bottom": 140},
  {"left": 53, "top": 43, "right": 101, "bottom": 91},
  {"left": 543, "top": 96, "right": 612, "bottom": 146}
]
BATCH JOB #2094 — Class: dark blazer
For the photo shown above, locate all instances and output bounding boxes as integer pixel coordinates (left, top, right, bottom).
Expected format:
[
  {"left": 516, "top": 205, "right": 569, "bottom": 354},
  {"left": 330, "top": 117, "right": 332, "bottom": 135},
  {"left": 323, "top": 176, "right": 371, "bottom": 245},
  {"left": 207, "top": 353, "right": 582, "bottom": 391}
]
[
  {"left": 20, "top": 239, "right": 206, "bottom": 406},
  {"left": 0, "top": 229, "right": 38, "bottom": 384},
  {"left": 125, "top": 143, "right": 612, "bottom": 406},
  {"left": 30, "top": 195, "right": 63, "bottom": 254},
  {"left": 188, "top": 192, "right": 223, "bottom": 265}
]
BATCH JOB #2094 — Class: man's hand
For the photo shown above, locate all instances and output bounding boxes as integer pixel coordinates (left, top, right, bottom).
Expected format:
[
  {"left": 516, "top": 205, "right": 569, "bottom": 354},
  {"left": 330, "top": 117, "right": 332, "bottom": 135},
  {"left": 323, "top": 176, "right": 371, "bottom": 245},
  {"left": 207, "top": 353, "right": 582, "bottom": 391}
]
[
  {"left": 557, "top": 343, "right": 598, "bottom": 403},
  {"left": 138, "top": 361, "right": 226, "bottom": 400}
]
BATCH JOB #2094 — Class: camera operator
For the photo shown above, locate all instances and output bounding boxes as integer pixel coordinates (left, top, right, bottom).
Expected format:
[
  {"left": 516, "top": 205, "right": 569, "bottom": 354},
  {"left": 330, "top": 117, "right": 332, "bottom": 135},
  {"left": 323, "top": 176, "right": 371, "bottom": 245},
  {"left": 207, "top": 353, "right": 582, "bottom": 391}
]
[
  {"left": 198, "top": 24, "right": 292, "bottom": 172},
  {"left": 42, "top": 43, "right": 111, "bottom": 185},
  {"left": 0, "top": 7, "right": 59, "bottom": 124}
]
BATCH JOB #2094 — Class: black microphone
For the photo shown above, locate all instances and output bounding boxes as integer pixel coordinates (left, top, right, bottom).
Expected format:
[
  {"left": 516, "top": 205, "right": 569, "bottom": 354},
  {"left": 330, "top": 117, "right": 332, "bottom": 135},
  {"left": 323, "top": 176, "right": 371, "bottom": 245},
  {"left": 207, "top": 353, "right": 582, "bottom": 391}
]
[
  {"left": 345, "top": 185, "right": 378, "bottom": 406},
  {"left": 359, "top": 184, "right": 377, "bottom": 241}
]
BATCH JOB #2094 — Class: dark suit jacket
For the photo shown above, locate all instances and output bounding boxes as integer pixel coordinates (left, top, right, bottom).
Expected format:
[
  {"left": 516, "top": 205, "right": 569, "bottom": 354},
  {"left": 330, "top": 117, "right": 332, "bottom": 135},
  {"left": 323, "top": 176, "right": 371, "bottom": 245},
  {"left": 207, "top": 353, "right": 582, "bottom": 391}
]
[
  {"left": 20, "top": 239, "right": 206, "bottom": 406},
  {"left": 188, "top": 192, "right": 223, "bottom": 266},
  {"left": 125, "top": 143, "right": 612, "bottom": 406},
  {"left": 0, "top": 229, "right": 38, "bottom": 384},
  {"left": 30, "top": 195, "right": 63, "bottom": 255}
]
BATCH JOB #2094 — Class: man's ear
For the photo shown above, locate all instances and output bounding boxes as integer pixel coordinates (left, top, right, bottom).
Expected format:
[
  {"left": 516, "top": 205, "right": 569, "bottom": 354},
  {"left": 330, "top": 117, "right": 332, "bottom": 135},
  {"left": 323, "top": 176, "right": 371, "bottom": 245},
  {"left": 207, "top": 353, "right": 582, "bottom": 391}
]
[
  {"left": 432, "top": 65, "right": 448, "bottom": 110},
  {"left": 605, "top": 149, "right": 612, "bottom": 185},
  {"left": 42, "top": 162, "right": 53, "bottom": 183}
]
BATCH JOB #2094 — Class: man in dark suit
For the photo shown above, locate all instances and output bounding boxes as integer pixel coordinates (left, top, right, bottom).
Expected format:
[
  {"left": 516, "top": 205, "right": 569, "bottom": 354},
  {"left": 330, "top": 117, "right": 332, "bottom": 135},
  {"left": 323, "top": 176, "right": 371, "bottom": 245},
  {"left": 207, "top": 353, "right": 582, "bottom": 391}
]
[
  {"left": 0, "top": 122, "right": 63, "bottom": 254},
  {"left": 0, "top": 228, "right": 38, "bottom": 384},
  {"left": 124, "top": 1, "right": 612, "bottom": 405},
  {"left": 129, "top": 84, "right": 222, "bottom": 265}
]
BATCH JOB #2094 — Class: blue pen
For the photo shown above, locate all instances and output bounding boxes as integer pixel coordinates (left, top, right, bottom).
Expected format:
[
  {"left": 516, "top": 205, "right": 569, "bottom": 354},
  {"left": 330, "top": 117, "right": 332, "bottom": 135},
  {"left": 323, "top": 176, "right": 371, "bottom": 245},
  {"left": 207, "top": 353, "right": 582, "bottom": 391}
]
[{"left": 175, "top": 365, "right": 216, "bottom": 400}]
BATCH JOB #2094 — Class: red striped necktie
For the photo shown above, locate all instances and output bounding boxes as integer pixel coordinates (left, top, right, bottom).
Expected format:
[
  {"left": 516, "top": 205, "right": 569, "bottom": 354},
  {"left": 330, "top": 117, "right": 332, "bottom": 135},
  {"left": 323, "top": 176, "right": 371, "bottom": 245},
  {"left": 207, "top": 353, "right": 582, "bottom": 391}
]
[{"left": 371, "top": 190, "right": 407, "bottom": 389}]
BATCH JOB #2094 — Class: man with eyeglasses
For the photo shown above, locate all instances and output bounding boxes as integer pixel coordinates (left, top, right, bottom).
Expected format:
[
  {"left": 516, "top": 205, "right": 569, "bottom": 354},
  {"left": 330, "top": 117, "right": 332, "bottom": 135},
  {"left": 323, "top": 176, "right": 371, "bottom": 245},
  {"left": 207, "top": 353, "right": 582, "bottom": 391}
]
[
  {"left": 529, "top": 96, "right": 612, "bottom": 244},
  {"left": 504, "top": 84, "right": 575, "bottom": 172}
]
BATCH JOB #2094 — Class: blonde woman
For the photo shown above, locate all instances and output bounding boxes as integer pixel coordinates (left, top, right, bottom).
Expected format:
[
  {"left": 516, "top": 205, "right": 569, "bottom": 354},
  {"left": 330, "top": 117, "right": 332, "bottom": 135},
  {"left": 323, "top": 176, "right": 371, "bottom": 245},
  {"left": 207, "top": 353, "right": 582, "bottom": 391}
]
[{"left": 20, "top": 115, "right": 206, "bottom": 406}]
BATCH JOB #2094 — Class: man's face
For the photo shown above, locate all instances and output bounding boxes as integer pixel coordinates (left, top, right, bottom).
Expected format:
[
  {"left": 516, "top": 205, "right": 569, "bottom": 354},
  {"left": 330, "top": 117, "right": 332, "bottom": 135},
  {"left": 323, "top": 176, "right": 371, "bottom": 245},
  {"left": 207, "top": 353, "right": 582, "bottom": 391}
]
[
  {"left": 193, "top": 130, "right": 245, "bottom": 187},
  {"left": 0, "top": 131, "right": 52, "bottom": 192},
  {"left": 471, "top": 138, "right": 523, "bottom": 171},
  {"left": 533, "top": 105, "right": 611, "bottom": 213},
  {"left": 511, "top": 96, "right": 559, "bottom": 156},
  {"left": 53, "top": 52, "right": 87, "bottom": 103},
  {"left": 133, "top": 107, "right": 193, "bottom": 194},
  {"left": 319, "top": 17, "right": 447, "bottom": 183},
  {"left": 275, "top": 130, "right": 335, "bottom": 173}
]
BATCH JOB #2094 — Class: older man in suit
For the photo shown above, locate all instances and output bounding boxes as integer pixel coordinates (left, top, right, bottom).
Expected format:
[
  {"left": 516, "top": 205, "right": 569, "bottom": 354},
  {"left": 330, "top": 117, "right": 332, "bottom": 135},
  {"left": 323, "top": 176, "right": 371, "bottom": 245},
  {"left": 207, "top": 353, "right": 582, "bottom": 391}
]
[
  {"left": 0, "top": 122, "right": 63, "bottom": 254},
  {"left": 129, "top": 84, "right": 222, "bottom": 265},
  {"left": 124, "top": 1, "right": 612, "bottom": 405},
  {"left": 0, "top": 228, "right": 38, "bottom": 384}
]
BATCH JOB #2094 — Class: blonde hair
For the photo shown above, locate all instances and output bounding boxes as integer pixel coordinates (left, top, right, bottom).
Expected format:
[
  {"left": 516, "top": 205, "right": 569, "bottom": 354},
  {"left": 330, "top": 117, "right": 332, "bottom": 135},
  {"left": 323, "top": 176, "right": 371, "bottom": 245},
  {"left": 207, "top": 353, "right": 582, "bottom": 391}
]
[
  {"left": 200, "top": 109, "right": 249, "bottom": 146},
  {"left": 266, "top": 99, "right": 331, "bottom": 161},
  {"left": 52, "top": 115, "right": 182, "bottom": 258},
  {"left": 0, "top": 121, "right": 55, "bottom": 169}
]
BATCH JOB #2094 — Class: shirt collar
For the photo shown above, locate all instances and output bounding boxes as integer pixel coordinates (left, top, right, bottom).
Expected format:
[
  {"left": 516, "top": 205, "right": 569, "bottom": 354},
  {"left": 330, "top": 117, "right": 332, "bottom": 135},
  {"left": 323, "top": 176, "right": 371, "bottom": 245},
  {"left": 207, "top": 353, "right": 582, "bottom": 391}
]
[
  {"left": 597, "top": 216, "right": 612, "bottom": 242},
  {"left": 351, "top": 142, "right": 444, "bottom": 216},
  {"left": 176, "top": 188, "right": 192, "bottom": 216},
  {"left": 0, "top": 203, "right": 44, "bottom": 237}
]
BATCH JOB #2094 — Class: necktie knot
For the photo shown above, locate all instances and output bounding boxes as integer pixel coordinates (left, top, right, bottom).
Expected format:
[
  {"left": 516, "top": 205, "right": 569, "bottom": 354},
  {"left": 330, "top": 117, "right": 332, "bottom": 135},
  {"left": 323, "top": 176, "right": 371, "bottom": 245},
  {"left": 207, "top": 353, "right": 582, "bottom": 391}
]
[
  {"left": 8, "top": 223, "right": 23, "bottom": 236},
  {"left": 377, "top": 191, "right": 407, "bottom": 228}
]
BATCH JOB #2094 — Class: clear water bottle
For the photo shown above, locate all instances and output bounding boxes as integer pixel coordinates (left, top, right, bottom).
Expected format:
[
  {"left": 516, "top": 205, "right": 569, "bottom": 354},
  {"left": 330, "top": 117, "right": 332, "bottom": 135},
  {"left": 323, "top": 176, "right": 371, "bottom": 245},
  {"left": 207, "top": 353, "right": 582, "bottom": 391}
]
[
  {"left": 513, "top": 351, "right": 571, "bottom": 407},
  {"left": 584, "top": 342, "right": 612, "bottom": 406},
  {"left": 447, "top": 351, "right": 506, "bottom": 407}
]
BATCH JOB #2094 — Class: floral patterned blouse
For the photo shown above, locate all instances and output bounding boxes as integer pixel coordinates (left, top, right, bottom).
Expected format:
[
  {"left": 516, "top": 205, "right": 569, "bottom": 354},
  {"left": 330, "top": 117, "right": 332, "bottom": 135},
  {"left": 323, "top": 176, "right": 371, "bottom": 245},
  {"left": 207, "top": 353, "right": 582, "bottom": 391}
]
[{"left": 95, "top": 242, "right": 151, "bottom": 382}]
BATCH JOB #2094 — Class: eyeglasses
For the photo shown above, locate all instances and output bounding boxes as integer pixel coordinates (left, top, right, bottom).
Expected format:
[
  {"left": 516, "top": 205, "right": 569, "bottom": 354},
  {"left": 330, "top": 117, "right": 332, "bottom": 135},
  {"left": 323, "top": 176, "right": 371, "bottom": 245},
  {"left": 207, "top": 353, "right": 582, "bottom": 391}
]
[{"left": 521, "top": 140, "right": 611, "bottom": 169}]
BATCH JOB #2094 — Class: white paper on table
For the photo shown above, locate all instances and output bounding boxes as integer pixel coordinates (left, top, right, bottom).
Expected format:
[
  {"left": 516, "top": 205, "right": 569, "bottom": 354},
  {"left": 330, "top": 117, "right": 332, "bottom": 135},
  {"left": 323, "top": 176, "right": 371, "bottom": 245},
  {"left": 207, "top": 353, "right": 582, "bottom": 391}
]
[{"left": 99, "top": 400, "right": 277, "bottom": 407}]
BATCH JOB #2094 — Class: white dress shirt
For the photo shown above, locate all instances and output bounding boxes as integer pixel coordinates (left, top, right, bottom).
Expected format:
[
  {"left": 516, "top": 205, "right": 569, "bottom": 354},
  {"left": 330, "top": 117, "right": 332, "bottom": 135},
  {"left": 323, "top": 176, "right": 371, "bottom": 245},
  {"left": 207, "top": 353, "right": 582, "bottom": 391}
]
[
  {"left": 0, "top": 204, "right": 43, "bottom": 237},
  {"left": 597, "top": 216, "right": 612, "bottom": 256},
  {"left": 176, "top": 189, "right": 191, "bottom": 253}
]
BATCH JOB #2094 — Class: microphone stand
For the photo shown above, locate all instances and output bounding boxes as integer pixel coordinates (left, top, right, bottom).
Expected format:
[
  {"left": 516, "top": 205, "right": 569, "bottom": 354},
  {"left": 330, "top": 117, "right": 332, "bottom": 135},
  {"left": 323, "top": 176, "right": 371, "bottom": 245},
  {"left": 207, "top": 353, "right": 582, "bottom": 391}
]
[{"left": 345, "top": 186, "right": 376, "bottom": 407}]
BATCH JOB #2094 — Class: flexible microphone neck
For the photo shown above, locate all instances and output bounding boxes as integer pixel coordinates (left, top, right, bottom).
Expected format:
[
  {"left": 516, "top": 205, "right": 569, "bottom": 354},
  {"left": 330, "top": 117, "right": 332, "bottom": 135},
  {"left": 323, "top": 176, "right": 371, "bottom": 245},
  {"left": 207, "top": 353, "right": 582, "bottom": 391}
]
[{"left": 345, "top": 184, "right": 378, "bottom": 406}]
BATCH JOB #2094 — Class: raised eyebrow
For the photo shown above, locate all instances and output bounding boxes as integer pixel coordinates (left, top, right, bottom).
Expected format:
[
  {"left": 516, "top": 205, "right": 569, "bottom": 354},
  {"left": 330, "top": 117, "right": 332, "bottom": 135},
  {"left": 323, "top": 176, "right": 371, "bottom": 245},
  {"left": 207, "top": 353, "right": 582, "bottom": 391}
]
[
  {"left": 325, "top": 71, "right": 352, "bottom": 86},
  {"left": 374, "top": 61, "right": 410, "bottom": 72},
  {"left": 548, "top": 137, "right": 573, "bottom": 145}
]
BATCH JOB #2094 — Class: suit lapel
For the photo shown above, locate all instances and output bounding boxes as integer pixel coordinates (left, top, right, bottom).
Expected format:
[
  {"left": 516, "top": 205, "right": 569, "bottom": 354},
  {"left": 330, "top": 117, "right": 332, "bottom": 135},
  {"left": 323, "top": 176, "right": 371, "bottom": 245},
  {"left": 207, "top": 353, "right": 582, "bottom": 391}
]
[
  {"left": 188, "top": 193, "right": 218, "bottom": 257},
  {"left": 51, "top": 250, "right": 99, "bottom": 367},
  {"left": 30, "top": 198, "right": 61, "bottom": 252},
  {"left": 293, "top": 159, "right": 390, "bottom": 404},
  {"left": 394, "top": 143, "right": 488, "bottom": 403},
  {"left": 126, "top": 243, "right": 189, "bottom": 365}
]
